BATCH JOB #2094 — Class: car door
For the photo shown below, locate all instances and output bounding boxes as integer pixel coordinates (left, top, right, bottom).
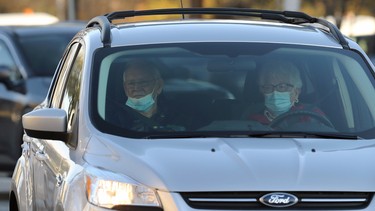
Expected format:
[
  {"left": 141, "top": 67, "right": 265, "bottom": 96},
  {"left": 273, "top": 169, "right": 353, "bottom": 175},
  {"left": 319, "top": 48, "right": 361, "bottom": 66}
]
[
  {"left": 30, "top": 42, "right": 83, "bottom": 210},
  {"left": 52, "top": 42, "right": 85, "bottom": 209}
]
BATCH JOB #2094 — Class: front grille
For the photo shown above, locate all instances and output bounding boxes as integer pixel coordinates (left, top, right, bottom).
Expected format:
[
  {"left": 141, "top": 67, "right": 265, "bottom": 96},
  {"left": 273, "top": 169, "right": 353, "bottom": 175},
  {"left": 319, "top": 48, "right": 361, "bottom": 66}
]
[{"left": 180, "top": 191, "right": 373, "bottom": 210}]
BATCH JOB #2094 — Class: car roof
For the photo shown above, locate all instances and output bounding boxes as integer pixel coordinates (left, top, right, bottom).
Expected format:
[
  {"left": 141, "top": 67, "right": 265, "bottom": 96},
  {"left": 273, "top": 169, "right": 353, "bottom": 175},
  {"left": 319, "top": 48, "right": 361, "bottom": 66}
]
[{"left": 108, "top": 19, "right": 342, "bottom": 48}]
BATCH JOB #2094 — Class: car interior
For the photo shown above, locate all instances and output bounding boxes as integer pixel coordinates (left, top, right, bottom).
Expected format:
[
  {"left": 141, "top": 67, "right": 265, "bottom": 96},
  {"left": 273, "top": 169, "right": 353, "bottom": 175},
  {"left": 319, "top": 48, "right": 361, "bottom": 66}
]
[{"left": 98, "top": 43, "right": 375, "bottom": 136}]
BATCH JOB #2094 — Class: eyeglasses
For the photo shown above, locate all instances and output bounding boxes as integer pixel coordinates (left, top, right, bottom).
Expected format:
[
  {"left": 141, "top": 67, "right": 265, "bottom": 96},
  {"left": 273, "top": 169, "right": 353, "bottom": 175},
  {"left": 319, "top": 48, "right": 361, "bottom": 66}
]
[
  {"left": 124, "top": 79, "right": 155, "bottom": 88},
  {"left": 260, "top": 83, "right": 294, "bottom": 93}
]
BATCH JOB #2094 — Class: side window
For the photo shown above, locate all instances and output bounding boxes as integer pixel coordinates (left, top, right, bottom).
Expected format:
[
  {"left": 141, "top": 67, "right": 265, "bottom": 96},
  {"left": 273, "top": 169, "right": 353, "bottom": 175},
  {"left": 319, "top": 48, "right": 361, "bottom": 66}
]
[
  {"left": 50, "top": 42, "right": 84, "bottom": 147},
  {"left": 61, "top": 46, "right": 84, "bottom": 137},
  {"left": 50, "top": 43, "right": 80, "bottom": 107}
]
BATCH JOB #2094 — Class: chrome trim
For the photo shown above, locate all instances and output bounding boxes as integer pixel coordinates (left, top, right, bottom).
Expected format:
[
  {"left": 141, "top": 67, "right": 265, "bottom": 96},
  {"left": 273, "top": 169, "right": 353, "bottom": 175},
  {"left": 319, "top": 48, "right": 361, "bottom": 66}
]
[
  {"left": 189, "top": 198, "right": 257, "bottom": 202},
  {"left": 301, "top": 198, "right": 367, "bottom": 202}
]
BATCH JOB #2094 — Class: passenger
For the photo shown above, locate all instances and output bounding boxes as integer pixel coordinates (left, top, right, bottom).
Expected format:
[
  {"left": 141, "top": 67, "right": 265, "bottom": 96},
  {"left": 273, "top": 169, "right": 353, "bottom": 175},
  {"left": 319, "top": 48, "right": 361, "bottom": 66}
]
[
  {"left": 246, "top": 60, "right": 331, "bottom": 128},
  {"left": 116, "top": 59, "right": 184, "bottom": 131}
]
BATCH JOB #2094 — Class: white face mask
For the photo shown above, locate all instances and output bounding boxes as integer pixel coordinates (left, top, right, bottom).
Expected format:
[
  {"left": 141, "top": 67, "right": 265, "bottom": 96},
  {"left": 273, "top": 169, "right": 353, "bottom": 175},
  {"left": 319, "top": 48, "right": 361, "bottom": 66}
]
[
  {"left": 264, "top": 91, "right": 292, "bottom": 116},
  {"left": 126, "top": 92, "right": 155, "bottom": 112}
]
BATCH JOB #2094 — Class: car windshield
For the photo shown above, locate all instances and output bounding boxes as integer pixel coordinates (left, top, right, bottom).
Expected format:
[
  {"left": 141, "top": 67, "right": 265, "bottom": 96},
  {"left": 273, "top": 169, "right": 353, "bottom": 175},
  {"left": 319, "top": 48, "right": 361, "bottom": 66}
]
[
  {"left": 18, "top": 33, "right": 73, "bottom": 76},
  {"left": 90, "top": 42, "right": 375, "bottom": 139}
]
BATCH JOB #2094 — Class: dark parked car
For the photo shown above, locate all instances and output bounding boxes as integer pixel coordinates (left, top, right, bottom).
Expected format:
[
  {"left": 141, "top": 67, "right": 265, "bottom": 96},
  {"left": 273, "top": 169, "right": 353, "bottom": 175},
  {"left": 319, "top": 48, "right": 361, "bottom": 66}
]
[{"left": 0, "top": 22, "right": 83, "bottom": 174}]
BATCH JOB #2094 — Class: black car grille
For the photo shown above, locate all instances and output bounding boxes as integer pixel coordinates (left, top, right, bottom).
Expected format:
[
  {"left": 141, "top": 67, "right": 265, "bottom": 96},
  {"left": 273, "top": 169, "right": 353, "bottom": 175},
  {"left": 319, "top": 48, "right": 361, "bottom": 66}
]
[{"left": 180, "top": 191, "right": 372, "bottom": 210}]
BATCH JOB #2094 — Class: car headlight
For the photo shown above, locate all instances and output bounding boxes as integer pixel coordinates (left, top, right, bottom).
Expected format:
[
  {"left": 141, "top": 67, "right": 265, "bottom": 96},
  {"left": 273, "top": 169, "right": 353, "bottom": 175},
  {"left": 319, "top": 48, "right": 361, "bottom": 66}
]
[{"left": 85, "top": 167, "right": 162, "bottom": 209}]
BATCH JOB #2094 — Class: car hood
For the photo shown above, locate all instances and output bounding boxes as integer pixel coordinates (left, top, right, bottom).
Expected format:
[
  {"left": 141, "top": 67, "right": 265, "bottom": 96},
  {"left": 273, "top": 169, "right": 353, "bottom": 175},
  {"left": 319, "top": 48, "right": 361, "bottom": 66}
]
[{"left": 84, "top": 135, "right": 375, "bottom": 192}]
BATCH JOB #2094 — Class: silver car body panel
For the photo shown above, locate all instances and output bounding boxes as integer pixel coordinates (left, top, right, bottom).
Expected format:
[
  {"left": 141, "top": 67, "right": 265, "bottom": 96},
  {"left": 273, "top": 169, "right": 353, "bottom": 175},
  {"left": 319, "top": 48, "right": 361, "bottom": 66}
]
[
  {"left": 111, "top": 20, "right": 343, "bottom": 47},
  {"left": 83, "top": 132, "right": 375, "bottom": 192}
]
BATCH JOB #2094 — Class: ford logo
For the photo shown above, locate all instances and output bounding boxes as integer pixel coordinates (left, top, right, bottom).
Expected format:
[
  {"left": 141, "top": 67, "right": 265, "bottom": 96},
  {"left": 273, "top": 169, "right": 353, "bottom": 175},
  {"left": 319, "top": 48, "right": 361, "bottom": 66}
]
[{"left": 259, "top": 192, "right": 298, "bottom": 208}]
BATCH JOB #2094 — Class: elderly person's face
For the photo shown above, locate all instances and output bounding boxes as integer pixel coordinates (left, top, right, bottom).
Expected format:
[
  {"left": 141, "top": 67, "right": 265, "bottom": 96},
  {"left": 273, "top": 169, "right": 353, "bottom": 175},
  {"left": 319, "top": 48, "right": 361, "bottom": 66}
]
[
  {"left": 123, "top": 67, "right": 162, "bottom": 99},
  {"left": 260, "top": 72, "right": 300, "bottom": 103}
]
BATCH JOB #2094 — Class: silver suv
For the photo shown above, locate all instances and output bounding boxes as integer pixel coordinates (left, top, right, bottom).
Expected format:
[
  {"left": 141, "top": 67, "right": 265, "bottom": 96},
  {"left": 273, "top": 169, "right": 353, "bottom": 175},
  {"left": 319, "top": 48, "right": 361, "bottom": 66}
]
[{"left": 10, "top": 8, "right": 375, "bottom": 211}]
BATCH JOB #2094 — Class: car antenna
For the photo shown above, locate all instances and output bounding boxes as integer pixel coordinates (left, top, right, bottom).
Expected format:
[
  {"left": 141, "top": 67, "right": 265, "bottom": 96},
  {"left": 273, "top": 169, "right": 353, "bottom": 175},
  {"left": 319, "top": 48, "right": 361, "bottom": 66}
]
[{"left": 180, "top": 0, "right": 185, "bottom": 19}]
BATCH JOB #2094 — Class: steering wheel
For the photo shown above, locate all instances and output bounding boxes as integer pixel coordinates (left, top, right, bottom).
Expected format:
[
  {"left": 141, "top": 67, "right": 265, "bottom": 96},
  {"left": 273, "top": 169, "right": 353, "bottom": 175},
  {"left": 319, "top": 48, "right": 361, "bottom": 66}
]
[{"left": 269, "top": 110, "right": 334, "bottom": 129}]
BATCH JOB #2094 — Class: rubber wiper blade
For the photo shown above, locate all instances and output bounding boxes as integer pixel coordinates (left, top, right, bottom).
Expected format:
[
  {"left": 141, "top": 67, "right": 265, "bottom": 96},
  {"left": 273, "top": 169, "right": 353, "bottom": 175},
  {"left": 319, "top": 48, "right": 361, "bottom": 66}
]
[
  {"left": 144, "top": 131, "right": 253, "bottom": 139},
  {"left": 247, "top": 131, "right": 361, "bottom": 139},
  {"left": 144, "top": 134, "right": 209, "bottom": 139},
  {"left": 144, "top": 131, "right": 361, "bottom": 140}
]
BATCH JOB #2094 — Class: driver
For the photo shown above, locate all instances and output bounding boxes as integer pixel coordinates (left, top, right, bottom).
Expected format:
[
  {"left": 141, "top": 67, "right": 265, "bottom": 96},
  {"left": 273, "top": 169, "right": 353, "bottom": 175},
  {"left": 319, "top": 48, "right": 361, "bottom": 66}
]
[
  {"left": 247, "top": 60, "right": 328, "bottom": 127},
  {"left": 123, "top": 59, "right": 164, "bottom": 119},
  {"left": 115, "top": 59, "right": 184, "bottom": 131}
]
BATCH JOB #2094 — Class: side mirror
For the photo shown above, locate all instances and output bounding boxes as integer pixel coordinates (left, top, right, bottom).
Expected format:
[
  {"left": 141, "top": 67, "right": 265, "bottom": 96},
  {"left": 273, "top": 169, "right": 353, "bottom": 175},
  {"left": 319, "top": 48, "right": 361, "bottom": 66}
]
[
  {"left": 22, "top": 108, "right": 68, "bottom": 142},
  {"left": 0, "top": 65, "right": 13, "bottom": 85},
  {"left": 0, "top": 65, "right": 25, "bottom": 94}
]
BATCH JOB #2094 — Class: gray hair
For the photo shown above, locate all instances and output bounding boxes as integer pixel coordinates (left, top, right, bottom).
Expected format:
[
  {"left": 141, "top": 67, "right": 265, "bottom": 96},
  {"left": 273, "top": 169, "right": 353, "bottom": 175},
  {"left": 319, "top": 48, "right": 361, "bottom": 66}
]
[
  {"left": 258, "top": 60, "right": 302, "bottom": 89},
  {"left": 123, "top": 59, "right": 161, "bottom": 81}
]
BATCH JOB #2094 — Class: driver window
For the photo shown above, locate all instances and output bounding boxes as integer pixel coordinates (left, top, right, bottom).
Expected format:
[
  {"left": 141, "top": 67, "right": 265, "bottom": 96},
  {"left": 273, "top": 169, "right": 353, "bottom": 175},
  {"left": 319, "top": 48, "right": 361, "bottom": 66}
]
[{"left": 50, "top": 42, "right": 84, "bottom": 147}]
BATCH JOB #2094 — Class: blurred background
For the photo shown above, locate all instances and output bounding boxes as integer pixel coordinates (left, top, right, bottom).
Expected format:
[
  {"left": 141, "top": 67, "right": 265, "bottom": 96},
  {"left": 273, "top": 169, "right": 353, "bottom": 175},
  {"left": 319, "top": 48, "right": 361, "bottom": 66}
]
[
  {"left": 0, "top": 0, "right": 374, "bottom": 25},
  {"left": 1, "top": 0, "right": 375, "bottom": 56},
  {"left": 0, "top": 0, "right": 375, "bottom": 57}
]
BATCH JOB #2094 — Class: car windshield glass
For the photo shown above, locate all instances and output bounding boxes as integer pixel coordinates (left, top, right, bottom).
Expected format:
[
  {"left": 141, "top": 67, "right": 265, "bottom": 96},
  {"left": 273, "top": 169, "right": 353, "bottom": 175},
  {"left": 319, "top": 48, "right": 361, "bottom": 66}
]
[
  {"left": 90, "top": 42, "right": 375, "bottom": 139},
  {"left": 18, "top": 34, "right": 73, "bottom": 76}
]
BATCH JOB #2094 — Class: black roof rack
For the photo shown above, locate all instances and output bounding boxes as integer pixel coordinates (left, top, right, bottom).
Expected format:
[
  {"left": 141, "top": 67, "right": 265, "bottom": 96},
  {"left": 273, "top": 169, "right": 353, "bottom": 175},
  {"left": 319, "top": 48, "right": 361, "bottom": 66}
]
[{"left": 86, "top": 7, "right": 349, "bottom": 49}]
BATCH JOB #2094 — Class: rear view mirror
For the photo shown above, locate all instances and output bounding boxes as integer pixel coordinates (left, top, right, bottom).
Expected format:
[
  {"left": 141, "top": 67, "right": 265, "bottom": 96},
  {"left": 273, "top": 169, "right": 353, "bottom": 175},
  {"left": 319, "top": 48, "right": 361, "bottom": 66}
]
[
  {"left": 23, "top": 108, "right": 68, "bottom": 142},
  {"left": 0, "top": 65, "right": 25, "bottom": 93},
  {"left": 0, "top": 65, "right": 12, "bottom": 84},
  {"left": 207, "top": 58, "right": 256, "bottom": 72}
]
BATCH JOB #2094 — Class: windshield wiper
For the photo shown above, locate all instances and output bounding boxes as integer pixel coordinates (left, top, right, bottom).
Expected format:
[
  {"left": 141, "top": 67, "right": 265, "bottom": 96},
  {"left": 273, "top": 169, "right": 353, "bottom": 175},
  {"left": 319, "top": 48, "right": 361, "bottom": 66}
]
[
  {"left": 143, "top": 131, "right": 362, "bottom": 140},
  {"left": 144, "top": 134, "right": 210, "bottom": 139},
  {"left": 246, "top": 131, "right": 362, "bottom": 139},
  {"left": 144, "top": 131, "right": 256, "bottom": 139}
]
